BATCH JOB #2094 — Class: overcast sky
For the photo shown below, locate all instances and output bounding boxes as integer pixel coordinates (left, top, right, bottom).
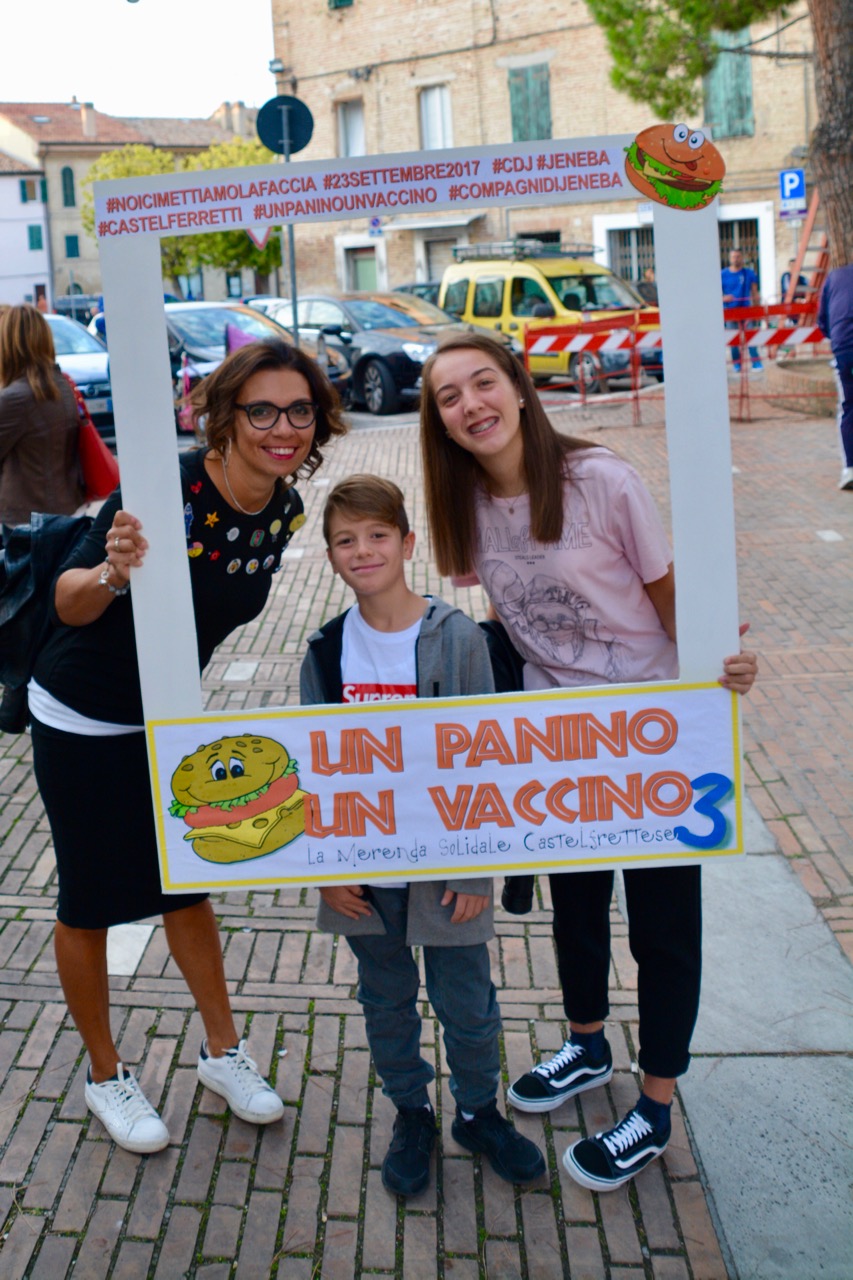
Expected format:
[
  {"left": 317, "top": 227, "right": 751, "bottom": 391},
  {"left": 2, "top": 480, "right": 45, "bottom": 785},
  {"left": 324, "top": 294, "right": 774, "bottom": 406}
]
[{"left": 3, "top": 0, "right": 276, "bottom": 119}]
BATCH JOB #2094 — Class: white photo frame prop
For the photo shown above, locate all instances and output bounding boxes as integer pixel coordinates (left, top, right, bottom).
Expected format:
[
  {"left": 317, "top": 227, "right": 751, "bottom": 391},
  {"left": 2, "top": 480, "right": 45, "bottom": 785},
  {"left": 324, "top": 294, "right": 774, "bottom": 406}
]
[{"left": 94, "top": 133, "right": 743, "bottom": 891}]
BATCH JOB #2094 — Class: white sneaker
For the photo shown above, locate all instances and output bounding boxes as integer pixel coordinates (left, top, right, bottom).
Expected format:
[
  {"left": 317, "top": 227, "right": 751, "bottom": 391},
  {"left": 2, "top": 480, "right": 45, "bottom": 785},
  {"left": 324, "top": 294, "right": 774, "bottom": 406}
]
[
  {"left": 839, "top": 466, "right": 853, "bottom": 491},
  {"left": 197, "top": 1039, "right": 284, "bottom": 1124},
  {"left": 85, "top": 1063, "right": 170, "bottom": 1154}
]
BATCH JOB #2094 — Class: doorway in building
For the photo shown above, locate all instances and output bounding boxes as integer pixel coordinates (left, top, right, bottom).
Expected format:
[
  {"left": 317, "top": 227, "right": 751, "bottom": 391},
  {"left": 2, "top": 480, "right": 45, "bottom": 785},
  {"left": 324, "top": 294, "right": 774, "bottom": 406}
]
[
  {"left": 718, "top": 219, "right": 760, "bottom": 275},
  {"left": 608, "top": 226, "right": 656, "bottom": 286},
  {"left": 425, "top": 238, "right": 457, "bottom": 280},
  {"left": 346, "top": 247, "right": 377, "bottom": 291}
]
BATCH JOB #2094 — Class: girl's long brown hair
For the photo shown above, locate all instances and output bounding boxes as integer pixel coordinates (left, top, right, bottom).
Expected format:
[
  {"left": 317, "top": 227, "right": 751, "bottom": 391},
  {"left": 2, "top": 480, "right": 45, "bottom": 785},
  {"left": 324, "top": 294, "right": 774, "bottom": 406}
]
[
  {"left": 190, "top": 339, "right": 348, "bottom": 482},
  {"left": 0, "top": 305, "right": 59, "bottom": 401},
  {"left": 419, "top": 332, "right": 596, "bottom": 577}
]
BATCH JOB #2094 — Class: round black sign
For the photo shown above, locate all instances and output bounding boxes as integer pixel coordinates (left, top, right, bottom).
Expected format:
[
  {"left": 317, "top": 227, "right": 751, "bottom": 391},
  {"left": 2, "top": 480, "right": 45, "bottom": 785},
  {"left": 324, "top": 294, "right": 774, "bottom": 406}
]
[{"left": 256, "top": 95, "right": 314, "bottom": 156}]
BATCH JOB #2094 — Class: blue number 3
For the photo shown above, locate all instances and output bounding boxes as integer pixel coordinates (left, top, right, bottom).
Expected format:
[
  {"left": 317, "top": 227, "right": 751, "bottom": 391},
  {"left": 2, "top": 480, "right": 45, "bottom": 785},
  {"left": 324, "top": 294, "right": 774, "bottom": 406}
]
[{"left": 674, "top": 772, "right": 733, "bottom": 850}]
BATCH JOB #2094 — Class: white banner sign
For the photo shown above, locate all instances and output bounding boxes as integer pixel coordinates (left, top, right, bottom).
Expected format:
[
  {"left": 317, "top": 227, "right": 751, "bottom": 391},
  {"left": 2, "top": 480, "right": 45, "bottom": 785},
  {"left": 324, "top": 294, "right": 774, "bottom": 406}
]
[
  {"left": 94, "top": 136, "right": 632, "bottom": 239},
  {"left": 149, "top": 683, "right": 742, "bottom": 893}
]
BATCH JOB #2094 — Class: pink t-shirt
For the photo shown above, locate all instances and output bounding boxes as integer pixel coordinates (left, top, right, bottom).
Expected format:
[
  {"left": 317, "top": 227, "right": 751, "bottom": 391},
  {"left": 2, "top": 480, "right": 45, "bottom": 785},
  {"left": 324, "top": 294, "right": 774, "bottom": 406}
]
[{"left": 458, "top": 449, "right": 678, "bottom": 689}]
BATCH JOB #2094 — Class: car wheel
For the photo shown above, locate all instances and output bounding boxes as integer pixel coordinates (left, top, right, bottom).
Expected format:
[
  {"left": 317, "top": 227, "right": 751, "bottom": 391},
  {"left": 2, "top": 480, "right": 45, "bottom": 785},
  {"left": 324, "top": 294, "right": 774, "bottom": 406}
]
[
  {"left": 362, "top": 360, "right": 400, "bottom": 415},
  {"left": 569, "top": 351, "right": 607, "bottom": 394}
]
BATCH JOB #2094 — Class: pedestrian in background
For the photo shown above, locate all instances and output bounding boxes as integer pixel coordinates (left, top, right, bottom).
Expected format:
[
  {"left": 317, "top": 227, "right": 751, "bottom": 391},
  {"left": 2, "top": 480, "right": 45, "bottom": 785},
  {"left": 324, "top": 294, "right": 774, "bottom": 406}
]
[
  {"left": 721, "top": 248, "right": 763, "bottom": 373},
  {"left": 636, "top": 267, "right": 658, "bottom": 305},
  {"left": 780, "top": 259, "right": 808, "bottom": 303},
  {"left": 29, "top": 339, "right": 347, "bottom": 1154},
  {"left": 420, "top": 332, "right": 757, "bottom": 1193},
  {"left": 817, "top": 263, "right": 853, "bottom": 490},
  {"left": 0, "top": 304, "right": 84, "bottom": 530}
]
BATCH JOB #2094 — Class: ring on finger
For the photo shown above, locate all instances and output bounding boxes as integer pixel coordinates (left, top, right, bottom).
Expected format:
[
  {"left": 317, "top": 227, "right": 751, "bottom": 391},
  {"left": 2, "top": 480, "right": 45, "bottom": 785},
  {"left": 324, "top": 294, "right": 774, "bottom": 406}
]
[{"left": 114, "top": 535, "right": 120, "bottom": 550}]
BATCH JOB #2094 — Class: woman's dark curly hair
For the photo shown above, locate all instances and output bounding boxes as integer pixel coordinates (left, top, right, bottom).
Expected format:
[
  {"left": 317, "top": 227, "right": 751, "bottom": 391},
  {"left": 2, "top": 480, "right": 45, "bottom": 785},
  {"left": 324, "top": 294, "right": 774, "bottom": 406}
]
[{"left": 189, "top": 339, "right": 348, "bottom": 480}]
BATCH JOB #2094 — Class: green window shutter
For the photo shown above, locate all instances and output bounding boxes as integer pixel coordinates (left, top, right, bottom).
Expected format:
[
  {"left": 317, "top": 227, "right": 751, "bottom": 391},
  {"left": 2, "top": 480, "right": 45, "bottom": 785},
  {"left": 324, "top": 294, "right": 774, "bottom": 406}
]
[
  {"left": 65, "top": 235, "right": 80, "bottom": 259},
  {"left": 61, "top": 166, "right": 76, "bottom": 208},
  {"left": 703, "top": 30, "right": 754, "bottom": 140},
  {"left": 40, "top": 178, "right": 48, "bottom": 203},
  {"left": 28, "top": 225, "right": 43, "bottom": 251},
  {"left": 20, "top": 179, "right": 28, "bottom": 203},
  {"left": 508, "top": 65, "right": 552, "bottom": 142}
]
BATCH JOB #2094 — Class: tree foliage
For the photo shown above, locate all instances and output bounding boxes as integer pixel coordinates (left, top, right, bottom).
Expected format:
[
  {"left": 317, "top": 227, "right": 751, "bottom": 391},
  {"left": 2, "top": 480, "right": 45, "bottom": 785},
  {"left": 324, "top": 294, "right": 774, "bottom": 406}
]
[
  {"left": 80, "top": 144, "right": 198, "bottom": 292},
  {"left": 585, "top": 0, "right": 853, "bottom": 264},
  {"left": 585, "top": 0, "right": 789, "bottom": 117},
  {"left": 185, "top": 138, "right": 282, "bottom": 277},
  {"left": 81, "top": 137, "right": 284, "bottom": 294}
]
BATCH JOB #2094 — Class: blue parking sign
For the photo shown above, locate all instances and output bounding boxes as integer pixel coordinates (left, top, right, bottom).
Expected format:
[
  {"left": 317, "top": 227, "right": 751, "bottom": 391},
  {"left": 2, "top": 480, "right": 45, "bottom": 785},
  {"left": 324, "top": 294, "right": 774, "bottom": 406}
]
[
  {"left": 779, "top": 168, "right": 807, "bottom": 217},
  {"left": 779, "top": 169, "right": 805, "bottom": 202}
]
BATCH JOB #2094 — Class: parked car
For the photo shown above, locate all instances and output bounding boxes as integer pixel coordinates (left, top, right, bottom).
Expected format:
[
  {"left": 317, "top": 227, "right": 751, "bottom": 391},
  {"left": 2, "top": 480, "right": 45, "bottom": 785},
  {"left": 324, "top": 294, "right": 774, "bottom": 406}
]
[
  {"left": 243, "top": 295, "right": 292, "bottom": 317},
  {"left": 439, "top": 241, "right": 662, "bottom": 391},
  {"left": 394, "top": 281, "right": 441, "bottom": 306},
  {"left": 265, "top": 291, "right": 519, "bottom": 415},
  {"left": 44, "top": 314, "right": 114, "bottom": 443},
  {"left": 87, "top": 301, "right": 352, "bottom": 437},
  {"left": 53, "top": 294, "right": 101, "bottom": 327}
]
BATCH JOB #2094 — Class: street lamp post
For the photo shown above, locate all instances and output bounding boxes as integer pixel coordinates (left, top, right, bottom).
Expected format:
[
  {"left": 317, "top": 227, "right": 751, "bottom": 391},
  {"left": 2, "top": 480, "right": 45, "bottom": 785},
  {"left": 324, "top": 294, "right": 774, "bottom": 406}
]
[{"left": 268, "top": 60, "right": 300, "bottom": 346}]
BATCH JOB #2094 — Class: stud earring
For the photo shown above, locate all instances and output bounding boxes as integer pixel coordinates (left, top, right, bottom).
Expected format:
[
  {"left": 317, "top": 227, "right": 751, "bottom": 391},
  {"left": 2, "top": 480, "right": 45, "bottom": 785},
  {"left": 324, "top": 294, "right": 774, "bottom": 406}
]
[{"left": 519, "top": 398, "right": 525, "bottom": 408}]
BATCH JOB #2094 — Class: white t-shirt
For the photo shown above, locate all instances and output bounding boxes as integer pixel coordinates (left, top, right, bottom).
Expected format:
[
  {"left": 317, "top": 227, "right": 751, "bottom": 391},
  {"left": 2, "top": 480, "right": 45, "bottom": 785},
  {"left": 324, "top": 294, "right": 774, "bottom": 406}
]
[
  {"left": 465, "top": 449, "right": 678, "bottom": 690},
  {"left": 340, "top": 603, "right": 423, "bottom": 887},
  {"left": 340, "top": 604, "right": 420, "bottom": 703}
]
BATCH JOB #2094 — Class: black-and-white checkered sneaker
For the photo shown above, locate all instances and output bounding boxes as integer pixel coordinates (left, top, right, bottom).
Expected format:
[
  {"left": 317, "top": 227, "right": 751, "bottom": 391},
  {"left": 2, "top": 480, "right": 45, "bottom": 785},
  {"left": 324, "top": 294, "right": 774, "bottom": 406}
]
[
  {"left": 507, "top": 1038, "right": 613, "bottom": 1113},
  {"left": 563, "top": 1105, "right": 670, "bottom": 1191}
]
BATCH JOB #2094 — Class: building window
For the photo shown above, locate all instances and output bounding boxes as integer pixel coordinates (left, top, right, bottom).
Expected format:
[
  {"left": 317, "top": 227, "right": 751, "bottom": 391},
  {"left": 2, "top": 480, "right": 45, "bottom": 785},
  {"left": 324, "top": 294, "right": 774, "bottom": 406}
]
[
  {"left": 508, "top": 65, "right": 552, "bottom": 142},
  {"left": 328, "top": 0, "right": 353, "bottom": 8},
  {"left": 226, "top": 272, "right": 242, "bottom": 298},
  {"left": 61, "top": 166, "right": 76, "bottom": 207},
  {"left": 420, "top": 85, "right": 453, "bottom": 150},
  {"left": 65, "top": 235, "right": 80, "bottom": 259},
  {"left": 703, "top": 30, "right": 754, "bottom": 139},
  {"left": 337, "top": 99, "right": 365, "bottom": 158},
  {"left": 28, "top": 225, "right": 43, "bottom": 251},
  {"left": 20, "top": 178, "right": 37, "bottom": 203}
]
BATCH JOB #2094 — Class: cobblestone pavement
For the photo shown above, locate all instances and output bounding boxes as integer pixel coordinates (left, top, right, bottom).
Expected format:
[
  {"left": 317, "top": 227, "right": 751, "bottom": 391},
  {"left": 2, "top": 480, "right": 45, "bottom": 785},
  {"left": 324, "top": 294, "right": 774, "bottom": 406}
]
[{"left": 0, "top": 395, "right": 850, "bottom": 1278}]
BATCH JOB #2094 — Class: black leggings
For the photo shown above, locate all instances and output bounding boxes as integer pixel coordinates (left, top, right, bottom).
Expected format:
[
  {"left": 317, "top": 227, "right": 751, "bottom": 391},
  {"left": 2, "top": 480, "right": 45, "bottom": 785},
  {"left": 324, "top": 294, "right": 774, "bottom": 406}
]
[{"left": 549, "top": 864, "right": 702, "bottom": 1079}]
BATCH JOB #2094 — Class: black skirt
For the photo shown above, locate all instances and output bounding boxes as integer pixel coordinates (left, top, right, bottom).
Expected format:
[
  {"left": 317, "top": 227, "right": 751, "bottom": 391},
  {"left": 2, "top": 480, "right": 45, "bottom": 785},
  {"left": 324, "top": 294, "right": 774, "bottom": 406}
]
[{"left": 31, "top": 717, "right": 208, "bottom": 929}]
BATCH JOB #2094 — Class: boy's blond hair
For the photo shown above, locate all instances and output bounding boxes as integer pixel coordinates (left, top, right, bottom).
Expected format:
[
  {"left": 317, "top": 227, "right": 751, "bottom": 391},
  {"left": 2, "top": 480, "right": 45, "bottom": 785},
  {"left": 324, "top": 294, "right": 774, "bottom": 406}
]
[{"left": 322, "top": 474, "right": 410, "bottom": 543}]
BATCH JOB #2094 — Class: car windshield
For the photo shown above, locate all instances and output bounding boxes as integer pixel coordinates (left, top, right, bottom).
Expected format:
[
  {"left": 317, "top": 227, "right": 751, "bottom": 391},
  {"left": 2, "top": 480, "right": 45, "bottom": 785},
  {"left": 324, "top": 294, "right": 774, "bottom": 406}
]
[
  {"left": 346, "top": 297, "right": 449, "bottom": 329},
  {"left": 547, "top": 274, "right": 643, "bottom": 310},
  {"left": 47, "top": 316, "right": 106, "bottom": 356},
  {"left": 167, "top": 307, "right": 285, "bottom": 349}
]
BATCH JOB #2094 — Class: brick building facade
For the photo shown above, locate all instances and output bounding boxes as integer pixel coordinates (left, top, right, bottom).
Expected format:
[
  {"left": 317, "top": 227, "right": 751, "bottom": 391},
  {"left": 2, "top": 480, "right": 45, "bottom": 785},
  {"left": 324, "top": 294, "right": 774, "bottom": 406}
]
[{"left": 270, "top": 0, "right": 818, "bottom": 302}]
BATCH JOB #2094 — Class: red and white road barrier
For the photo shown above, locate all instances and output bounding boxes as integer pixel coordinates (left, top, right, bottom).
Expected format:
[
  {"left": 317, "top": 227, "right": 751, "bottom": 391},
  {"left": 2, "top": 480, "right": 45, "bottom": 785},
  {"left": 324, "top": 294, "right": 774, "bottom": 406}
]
[
  {"left": 528, "top": 329, "right": 663, "bottom": 355},
  {"left": 724, "top": 326, "right": 823, "bottom": 349}
]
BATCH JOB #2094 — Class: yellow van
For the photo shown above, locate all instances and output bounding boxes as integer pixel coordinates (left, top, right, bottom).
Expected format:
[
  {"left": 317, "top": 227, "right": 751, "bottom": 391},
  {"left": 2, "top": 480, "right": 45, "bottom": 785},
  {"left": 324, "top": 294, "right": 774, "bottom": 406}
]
[{"left": 438, "top": 241, "right": 658, "bottom": 390}]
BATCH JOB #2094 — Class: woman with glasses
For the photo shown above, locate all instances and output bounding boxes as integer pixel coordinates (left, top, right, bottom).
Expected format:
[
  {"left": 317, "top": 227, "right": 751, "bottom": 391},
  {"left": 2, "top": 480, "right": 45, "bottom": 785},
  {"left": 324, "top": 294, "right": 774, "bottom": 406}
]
[{"left": 29, "top": 340, "right": 347, "bottom": 1155}]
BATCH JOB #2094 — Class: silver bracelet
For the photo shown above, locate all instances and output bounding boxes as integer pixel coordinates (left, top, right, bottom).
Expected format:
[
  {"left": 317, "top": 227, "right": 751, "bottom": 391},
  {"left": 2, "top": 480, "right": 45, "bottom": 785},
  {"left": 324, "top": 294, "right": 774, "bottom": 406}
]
[{"left": 98, "top": 560, "right": 130, "bottom": 596}]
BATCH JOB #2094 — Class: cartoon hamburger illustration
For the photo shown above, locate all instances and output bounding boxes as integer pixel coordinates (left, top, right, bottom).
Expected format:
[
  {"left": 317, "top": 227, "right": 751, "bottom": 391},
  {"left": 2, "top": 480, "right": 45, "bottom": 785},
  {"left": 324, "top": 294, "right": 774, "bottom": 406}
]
[
  {"left": 624, "top": 124, "right": 725, "bottom": 211},
  {"left": 169, "top": 734, "right": 307, "bottom": 864}
]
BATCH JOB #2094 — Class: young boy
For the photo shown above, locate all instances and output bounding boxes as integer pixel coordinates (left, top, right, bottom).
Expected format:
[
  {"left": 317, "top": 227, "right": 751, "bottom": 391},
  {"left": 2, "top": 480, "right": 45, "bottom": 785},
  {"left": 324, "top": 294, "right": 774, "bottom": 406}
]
[{"left": 300, "top": 475, "right": 545, "bottom": 1197}]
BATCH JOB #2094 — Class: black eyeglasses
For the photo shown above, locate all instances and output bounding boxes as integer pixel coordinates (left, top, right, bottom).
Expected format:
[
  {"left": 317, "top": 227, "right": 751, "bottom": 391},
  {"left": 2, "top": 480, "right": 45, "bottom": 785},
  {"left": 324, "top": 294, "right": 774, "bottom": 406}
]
[{"left": 235, "top": 400, "right": 318, "bottom": 431}]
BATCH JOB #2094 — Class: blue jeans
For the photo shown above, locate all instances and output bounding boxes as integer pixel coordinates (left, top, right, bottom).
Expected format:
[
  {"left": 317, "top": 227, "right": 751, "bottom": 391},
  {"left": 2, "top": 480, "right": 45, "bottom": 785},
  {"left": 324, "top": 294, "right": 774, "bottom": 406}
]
[
  {"left": 725, "top": 319, "right": 760, "bottom": 366},
  {"left": 346, "top": 886, "right": 501, "bottom": 1112},
  {"left": 832, "top": 349, "right": 853, "bottom": 466}
]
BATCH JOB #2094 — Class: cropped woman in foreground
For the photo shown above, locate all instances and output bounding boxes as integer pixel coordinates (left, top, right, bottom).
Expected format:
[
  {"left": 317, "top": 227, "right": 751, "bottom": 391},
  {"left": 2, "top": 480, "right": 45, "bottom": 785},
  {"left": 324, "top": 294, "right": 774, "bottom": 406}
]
[
  {"left": 0, "top": 304, "right": 83, "bottom": 528},
  {"left": 420, "top": 332, "right": 756, "bottom": 1192},
  {"left": 30, "top": 339, "right": 347, "bottom": 1153}
]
